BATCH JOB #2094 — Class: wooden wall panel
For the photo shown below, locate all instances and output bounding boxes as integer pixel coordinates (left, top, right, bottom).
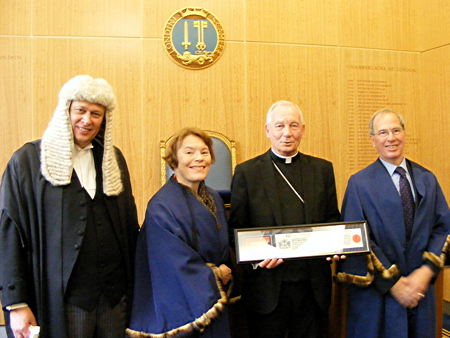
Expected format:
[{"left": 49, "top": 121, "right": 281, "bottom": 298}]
[
  {"left": 338, "top": 0, "right": 417, "bottom": 51},
  {"left": 143, "top": 1, "right": 246, "bottom": 40},
  {"left": 247, "top": 0, "right": 340, "bottom": 46},
  {"left": 338, "top": 49, "right": 420, "bottom": 184},
  {"left": 0, "top": 38, "right": 33, "bottom": 174},
  {"left": 418, "top": 45, "right": 450, "bottom": 198},
  {"left": 0, "top": 0, "right": 32, "bottom": 35},
  {"left": 33, "top": 0, "right": 142, "bottom": 37},
  {"left": 245, "top": 44, "right": 343, "bottom": 193},
  {"left": 247, "top": 0, "right": 417, "bottom": 51},
  {"left": 444, "top": 268, "right": 450, "bottom": 302},
  {"left": 0, "top": 1, "right": 446, "bottom": 228},
  {"left": 415, "top": 0, "right": 450, "bottom": 52},
  {"left": 0, "top": 0, "right": 449, "bottom": 334},
  {"left": 141, "top": 40, "right": 246, "bottom": 210}
]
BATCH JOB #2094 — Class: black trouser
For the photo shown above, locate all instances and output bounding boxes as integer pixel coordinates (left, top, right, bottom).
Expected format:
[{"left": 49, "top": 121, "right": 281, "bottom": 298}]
[{"left": 246, "top": 281, "right": 327, "bottom": 338}]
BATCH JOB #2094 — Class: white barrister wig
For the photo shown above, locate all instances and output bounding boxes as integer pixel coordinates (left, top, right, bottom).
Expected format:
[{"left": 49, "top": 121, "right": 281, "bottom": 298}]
[{"left": 40, "top": 75, "right": 123, "bottom": 196}]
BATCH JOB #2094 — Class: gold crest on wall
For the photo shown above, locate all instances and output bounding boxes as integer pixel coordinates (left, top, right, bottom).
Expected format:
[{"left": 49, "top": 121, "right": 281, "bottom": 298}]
[{"left": 163, "top": 8, "right": 225, "bottom": 70}]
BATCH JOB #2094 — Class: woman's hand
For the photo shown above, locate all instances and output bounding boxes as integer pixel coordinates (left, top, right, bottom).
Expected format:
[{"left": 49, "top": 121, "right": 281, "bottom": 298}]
[{"left": 217, "top": 264, "right": 232, "bottom": 285}]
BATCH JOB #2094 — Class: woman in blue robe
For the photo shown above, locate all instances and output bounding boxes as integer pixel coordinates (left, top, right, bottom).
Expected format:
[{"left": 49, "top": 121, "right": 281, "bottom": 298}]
[{"left": 127, "top": 128, "right": 233, "bottom": 338}]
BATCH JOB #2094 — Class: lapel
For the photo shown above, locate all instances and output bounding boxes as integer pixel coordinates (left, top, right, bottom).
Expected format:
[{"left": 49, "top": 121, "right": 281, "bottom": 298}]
[
  {"left": 406, "top": 159, "right": 423, "bottom": 208},
  {"left": 93, "top": 146, "right": 126, "bottom": 249},
  {"left": 405, "top": 159, "right": 425, "bottom": 240},
  {"left": 372, "top": 160, "right": 407, "bottom": 244},
  {"left": 259, "top": 151, "right": 283, "bottom": 226},
  {"left": 61, "top": 172, "right": 84, "bottom": 290},
  {"left": 373, "top": 159, "right": 404, "bottom": 208},
  {"left": 104, "top": 196, "right": 125, "bottom": 243}
]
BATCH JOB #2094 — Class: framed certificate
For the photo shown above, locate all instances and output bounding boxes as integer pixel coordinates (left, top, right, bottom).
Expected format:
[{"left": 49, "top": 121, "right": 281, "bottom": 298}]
[{"left": 234, "top": 221, "right": 370, "bottom": 263}]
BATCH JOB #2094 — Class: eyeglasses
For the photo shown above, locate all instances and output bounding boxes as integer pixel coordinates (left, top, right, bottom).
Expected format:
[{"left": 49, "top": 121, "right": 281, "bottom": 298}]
[{"left": 373, "top": 128, "right": 403, "bottom": 138}]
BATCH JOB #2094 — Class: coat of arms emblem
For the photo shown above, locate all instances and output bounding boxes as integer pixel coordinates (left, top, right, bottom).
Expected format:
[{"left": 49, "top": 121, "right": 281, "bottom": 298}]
[{"left": 164, "top": 8, "right": 225, "bottom": 69}]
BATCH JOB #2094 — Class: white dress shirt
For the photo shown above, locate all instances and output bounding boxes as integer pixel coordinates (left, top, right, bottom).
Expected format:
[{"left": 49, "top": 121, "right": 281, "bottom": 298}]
[{"left": 72, "top": 144, "right": 96, "bottom": 199}]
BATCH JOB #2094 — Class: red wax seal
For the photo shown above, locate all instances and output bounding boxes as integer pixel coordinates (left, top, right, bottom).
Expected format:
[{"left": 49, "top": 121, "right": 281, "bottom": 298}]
[{"left": 352, "top": 234, "right": 361, "bottom": 243}]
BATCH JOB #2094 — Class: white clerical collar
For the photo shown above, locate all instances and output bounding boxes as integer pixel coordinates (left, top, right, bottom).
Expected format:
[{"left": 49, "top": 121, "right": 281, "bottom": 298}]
[{"left": 271, "top": 149, "right": 299, "bottom": 164}]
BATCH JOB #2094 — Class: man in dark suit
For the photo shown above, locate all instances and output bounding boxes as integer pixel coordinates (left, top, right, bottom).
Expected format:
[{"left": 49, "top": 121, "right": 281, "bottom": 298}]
[
  {"left": 229, "top": 100, "right": 340, "bottom": 338},
  {"left": 0, "top": 75, "right": 139, "bottom": 338}
]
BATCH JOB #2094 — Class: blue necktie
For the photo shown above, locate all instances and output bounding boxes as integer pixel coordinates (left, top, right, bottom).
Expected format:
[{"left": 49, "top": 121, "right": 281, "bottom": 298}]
[{"left": 395, "top": 167, "right": 415, "bottom": 241}]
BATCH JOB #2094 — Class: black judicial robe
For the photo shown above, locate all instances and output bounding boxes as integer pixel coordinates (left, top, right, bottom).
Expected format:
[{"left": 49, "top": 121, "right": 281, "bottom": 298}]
[{"left": 0, "top": 140, "right": 139, "bottom": 338}]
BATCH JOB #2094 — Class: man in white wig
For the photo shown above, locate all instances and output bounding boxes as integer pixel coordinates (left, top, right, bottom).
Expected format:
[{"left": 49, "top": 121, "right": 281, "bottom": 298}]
[{"left": 0, "top": 75, "right": 139, "bottom": 338}]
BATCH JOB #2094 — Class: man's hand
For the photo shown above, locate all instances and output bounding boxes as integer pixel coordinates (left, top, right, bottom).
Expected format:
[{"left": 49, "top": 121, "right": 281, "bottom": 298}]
[
  {"left": 258, "top": 258, "right": 284, "bottom": 269},
  {"left": 406, "top": 265, "right": 433, "bottom": 297},
  {"left": 390, "top": 277, "right": 421, "bottom": 308},
  {"left": 10, "top": 306, "right": 37, "bottom": 338}
]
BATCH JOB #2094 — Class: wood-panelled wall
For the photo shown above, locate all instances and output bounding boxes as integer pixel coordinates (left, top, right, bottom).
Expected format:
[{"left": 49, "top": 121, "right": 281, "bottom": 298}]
[
  {"left": 1, "top": 0, "right": 449, "bottom": 333},
  {"left": 1, "top": 0, "right": 449, "bottom": 216}
]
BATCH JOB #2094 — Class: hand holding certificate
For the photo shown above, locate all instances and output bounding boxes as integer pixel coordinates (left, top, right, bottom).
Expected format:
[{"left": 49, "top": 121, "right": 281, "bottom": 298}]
[{"left": 234, "top": 221, "right": 370, "bottom": 263}]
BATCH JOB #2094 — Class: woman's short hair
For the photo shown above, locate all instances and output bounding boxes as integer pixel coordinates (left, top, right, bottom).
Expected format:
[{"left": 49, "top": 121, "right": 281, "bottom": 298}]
[{"left": 163, "top": 127, "right": 215, "bottom": 169}]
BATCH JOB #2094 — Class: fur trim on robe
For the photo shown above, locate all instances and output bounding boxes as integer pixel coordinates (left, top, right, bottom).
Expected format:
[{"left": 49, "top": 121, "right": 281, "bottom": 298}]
[
  {"left": 126, "top": 263, "right": 239, "bottom": 338},
  {"left": 423, "top": 234, "right": 450, "bottom": 268},
  {"left": 336, "top": 252, "right": 399, "bottom": 287}
]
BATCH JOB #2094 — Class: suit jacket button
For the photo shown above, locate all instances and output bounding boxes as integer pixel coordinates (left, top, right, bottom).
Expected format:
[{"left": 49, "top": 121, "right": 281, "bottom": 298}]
[
  {"left": 8, "top": 285, "right": 15, "bottom": 290},
  {"left": 77, "top": 229, "right": 85, "bottom": 236},
  {"left": 74, "top": 243, "right": 81, "bottom": 250}
]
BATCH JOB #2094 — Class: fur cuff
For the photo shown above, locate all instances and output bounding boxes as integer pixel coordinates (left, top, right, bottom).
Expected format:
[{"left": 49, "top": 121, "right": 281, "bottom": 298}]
[
  {"left": 370, "top": 252, "right": 399, "bottom": 279},
  {"left": 422, "top": 235, "right": 450, "bottom": 269},
  {"left": 336, "top": 271, "right": 374, "bottom": 286},
  {"left": 423, "top": 251, "right": 444, "bottom": 269},
  {"left": 336, "top": 252, "right": 399, "bottom": 287},
  {"left": 336, "top": 254, "right": 374, "bottom": 286}
]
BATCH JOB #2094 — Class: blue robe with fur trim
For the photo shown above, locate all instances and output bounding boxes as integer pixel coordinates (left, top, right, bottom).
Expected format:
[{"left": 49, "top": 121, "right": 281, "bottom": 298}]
[
  {"left": 129, "top": 177, "right": 231, "bottom": 337},
  {"left": 339, "top": 159, "right": 449, "bottom": 338}
]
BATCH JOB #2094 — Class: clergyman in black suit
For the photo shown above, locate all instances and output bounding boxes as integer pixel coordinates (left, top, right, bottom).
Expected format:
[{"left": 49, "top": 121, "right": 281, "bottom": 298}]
[{"left": 229, "top": 100, "right": 340, "bottom": 338}]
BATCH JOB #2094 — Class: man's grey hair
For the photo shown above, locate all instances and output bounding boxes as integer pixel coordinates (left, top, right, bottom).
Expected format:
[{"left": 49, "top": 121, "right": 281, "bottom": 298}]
[
  {"left": 368, "top": 108, "right": 405, "bottom": 135},
  {"left": 266, "top": 100, "right": 305, "bottom": 125}
]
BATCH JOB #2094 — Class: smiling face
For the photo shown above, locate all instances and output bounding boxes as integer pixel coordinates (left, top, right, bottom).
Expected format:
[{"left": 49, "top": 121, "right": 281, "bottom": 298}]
[
  {"left": 371, "top": 112, "right": 405, "bottom": 165},
  {"left": 69, "top": 100, "right": 106, "bottom": 148},
  {"left": 265, "top": 104, "right": 305, "bottom": 157},
  {"left": 173, "top": 134, "right": 212, "bottom": 192}
]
